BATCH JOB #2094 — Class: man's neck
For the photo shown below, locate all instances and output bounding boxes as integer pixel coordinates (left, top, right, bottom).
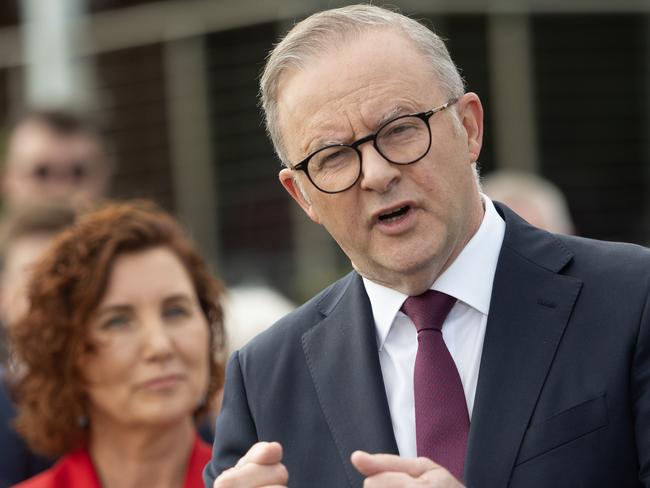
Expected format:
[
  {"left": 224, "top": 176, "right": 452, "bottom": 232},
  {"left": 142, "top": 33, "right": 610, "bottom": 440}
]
[{"left": 358, "top": 197, "right": 486, "bottom": 296}]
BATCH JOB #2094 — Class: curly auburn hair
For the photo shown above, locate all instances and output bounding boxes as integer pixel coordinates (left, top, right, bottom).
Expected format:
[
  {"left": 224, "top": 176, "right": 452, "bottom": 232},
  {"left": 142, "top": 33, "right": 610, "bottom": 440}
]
[{"left": 10, "top": 200, "right": 226, "bottom": 457}]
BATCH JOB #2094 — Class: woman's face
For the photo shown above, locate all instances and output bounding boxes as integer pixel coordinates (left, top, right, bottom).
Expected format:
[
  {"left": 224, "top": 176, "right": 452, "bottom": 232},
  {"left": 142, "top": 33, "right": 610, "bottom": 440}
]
[{"left": 81, "top": 246, "right": 210, "bottom": 429}]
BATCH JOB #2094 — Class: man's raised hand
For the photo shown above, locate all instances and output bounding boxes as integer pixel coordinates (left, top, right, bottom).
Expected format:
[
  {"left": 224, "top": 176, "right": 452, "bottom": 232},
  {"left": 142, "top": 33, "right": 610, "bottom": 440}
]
[
  {"left": 214, "top": 441, "right": 288, "bottom": 488},
  {"left": 351, "top": 451, "right": 464, "bottom": 488}
]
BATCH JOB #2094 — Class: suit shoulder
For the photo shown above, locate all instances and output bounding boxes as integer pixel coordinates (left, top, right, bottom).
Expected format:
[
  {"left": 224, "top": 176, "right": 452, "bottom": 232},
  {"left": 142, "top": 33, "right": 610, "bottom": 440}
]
[
  {"left": 554, "top": 234, "right": 650, "bottom": 295},
  {"left": 557, "top": 234, "right": 650, "bottom": 271}
]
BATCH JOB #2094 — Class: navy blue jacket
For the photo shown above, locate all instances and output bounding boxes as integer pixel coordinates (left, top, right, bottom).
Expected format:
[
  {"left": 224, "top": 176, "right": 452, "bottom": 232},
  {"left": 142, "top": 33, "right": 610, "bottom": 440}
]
[{"left": 205, "top": 204, "right": 650, "bottom": 487}]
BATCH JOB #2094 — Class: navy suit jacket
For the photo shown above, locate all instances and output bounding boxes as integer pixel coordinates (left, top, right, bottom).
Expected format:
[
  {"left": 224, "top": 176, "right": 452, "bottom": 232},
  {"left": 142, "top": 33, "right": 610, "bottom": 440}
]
[
  {"left": 0, "top": 372, "right": 53, "bottom": 488},
  {"left": 204, "top": 204, "right": 650, "bottom": 487}
]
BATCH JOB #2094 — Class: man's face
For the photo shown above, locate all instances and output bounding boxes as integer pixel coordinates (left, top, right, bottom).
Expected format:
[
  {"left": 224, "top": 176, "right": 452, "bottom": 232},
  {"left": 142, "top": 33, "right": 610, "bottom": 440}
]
[
  {"left": 277, "top": 29, "right": 485, "bottom": 294},
  {"left": 4, "top": 121, "right": 109, "bottom": 209}
]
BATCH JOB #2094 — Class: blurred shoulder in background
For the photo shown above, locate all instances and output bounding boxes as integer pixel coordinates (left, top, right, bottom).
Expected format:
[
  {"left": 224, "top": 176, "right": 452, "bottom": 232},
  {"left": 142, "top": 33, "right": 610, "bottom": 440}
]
[
  {"left": 0, "top": 204, "right": 76, "bottom": 488},
  {"left": 482, "top": 169, "right": 575, "bottom": 235}
]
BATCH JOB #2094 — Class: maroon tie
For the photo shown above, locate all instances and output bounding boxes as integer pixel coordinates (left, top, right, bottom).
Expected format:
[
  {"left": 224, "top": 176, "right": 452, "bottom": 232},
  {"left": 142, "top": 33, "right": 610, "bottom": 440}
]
[{"left": 401, "top": 290, "right": 469, "bottom": 481}]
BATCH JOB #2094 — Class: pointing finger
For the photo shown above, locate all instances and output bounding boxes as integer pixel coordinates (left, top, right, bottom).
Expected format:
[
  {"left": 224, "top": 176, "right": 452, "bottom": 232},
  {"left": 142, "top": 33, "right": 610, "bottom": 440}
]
[{"left": 351, "top": 450, "right": 439, "bottom": 478}]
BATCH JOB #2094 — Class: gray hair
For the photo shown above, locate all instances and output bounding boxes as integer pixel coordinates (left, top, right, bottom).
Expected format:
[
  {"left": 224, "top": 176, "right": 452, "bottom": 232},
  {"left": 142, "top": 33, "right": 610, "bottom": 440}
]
[{"left": 260, "top": 4, "right": 466, "bottom": 165}]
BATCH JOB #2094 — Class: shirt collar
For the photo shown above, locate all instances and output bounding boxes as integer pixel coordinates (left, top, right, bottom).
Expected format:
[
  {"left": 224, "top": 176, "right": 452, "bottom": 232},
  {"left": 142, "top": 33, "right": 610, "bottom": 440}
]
[{"left": 363, "top": 195, "right": 506, "bottom": 350}]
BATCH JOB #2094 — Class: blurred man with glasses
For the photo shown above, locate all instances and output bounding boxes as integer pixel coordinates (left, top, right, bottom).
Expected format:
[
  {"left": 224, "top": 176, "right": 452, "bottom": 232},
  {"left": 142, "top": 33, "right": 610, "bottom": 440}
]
[
  {"left": 2, "top": 110, "right": 111, "bottom": 211},
  {"left": 205, "top": 5, "right": 650, "bottom": 488}
]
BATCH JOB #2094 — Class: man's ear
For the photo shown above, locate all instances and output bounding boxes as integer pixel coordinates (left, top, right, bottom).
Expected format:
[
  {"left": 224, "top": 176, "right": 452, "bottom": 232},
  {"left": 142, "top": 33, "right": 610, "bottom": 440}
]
[
  {"left": 279, "top": 168, "right": 321, "bottom": 224},
  {"left": 458, "top": 92, "right": 484, "bottom": 163}
]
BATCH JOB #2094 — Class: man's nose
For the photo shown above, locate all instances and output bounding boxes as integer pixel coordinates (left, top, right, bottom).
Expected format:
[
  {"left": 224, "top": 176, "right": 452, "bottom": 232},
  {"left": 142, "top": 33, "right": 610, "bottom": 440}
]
[{"left": 358, "top": 144, "right": 401, "bottom": 193}]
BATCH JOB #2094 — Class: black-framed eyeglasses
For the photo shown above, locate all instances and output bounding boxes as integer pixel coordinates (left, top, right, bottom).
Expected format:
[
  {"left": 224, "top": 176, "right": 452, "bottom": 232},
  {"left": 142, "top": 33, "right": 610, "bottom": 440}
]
[
  {"left": 30, "top": 161, "right": 90, "bottom": 182},
  {"left": 290, "top": 98, "right": 458, "bottom": 194}
]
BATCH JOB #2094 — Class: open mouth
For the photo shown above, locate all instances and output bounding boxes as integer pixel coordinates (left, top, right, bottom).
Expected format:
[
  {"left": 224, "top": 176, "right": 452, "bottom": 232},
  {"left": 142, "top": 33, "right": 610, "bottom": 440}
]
[{"left": 378, "top": 205, "right": 410, "bottom": 223}]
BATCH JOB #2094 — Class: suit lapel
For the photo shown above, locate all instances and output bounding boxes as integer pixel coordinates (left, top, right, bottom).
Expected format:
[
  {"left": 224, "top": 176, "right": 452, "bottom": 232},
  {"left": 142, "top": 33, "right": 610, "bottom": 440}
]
[
  {"left": 465, "top": 204, "right": 583, "bottom": 487},
  {"left": 302, "top": 273, "right": 398, "bottom": 488}
]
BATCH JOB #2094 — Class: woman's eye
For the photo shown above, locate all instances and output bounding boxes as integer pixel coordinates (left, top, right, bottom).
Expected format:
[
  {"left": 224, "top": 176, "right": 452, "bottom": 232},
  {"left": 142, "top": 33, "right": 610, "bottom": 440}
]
[
  {"left": 101, "top": 315, "right": 130, "bottom": 330},
  {"left": 164, "top": 305, "right": 190, "bottom": 319}
]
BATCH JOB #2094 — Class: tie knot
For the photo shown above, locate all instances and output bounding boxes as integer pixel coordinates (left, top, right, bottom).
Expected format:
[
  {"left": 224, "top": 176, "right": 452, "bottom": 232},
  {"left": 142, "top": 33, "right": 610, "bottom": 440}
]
[{"left": 401, "top": 290, "right": 456, "bottom": 333}]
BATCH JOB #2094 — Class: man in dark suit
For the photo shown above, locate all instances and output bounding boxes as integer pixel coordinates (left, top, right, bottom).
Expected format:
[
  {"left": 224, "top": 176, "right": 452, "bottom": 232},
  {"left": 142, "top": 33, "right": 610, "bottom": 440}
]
[{"left": 204, "top": 5, "right": 650, "bottom": 487}]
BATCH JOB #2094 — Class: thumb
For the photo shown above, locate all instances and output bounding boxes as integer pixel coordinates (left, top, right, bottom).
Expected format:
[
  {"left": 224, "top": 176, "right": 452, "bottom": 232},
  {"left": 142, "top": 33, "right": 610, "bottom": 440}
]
[{"left": 236, "top": 441, "right": 283, "bottom": 467}]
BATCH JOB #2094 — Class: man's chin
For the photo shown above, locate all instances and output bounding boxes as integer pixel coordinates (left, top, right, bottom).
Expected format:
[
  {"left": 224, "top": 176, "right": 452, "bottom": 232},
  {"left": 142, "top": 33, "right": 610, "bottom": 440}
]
[{"left": 354, "top": 254, "right": 441, "bottom": 292}]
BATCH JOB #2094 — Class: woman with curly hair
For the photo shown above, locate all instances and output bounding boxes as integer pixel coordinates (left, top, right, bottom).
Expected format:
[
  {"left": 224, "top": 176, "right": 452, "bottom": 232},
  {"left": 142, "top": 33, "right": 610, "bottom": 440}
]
[{"left": 10, "top": 201, "right": 225, "bottom": 488}]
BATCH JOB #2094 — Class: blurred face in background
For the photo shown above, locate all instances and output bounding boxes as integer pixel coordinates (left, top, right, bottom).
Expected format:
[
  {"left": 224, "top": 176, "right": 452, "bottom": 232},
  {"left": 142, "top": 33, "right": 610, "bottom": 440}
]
[
  {"left": 81, "top": 246, "right": 210, "bottom": 430},
  {"left": 3, "top": 121, "right": 109, "bottom": 209}
]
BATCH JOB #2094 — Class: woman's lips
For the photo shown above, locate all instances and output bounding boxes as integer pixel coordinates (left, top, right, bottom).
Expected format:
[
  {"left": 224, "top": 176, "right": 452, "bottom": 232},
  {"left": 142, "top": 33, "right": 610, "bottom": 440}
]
[{"left": 139, "top": 374, "right": 183, "bottom": 391}]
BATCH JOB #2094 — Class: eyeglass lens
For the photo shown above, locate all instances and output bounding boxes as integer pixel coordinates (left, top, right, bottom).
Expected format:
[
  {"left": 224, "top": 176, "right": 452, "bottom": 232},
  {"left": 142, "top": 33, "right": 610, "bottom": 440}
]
[{"left": 308, "top": 115, "right": 430, "bottom": 193}]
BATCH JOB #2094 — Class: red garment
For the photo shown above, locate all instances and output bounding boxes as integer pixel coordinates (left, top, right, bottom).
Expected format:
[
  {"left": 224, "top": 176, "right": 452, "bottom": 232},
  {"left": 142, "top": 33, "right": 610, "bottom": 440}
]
[{"left": 13, "top": 435, "right": 211, "bottom": 488}]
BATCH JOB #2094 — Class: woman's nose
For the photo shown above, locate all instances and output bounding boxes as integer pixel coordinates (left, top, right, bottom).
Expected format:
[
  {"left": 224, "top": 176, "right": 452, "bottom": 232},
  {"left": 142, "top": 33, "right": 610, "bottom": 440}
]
[{"left": 141, "top": 318, "right": 174, "bottom": 360}]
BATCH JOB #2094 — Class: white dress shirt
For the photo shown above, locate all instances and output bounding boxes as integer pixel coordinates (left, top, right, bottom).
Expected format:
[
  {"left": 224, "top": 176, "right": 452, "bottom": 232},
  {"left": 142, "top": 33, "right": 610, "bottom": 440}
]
[{"left": 362, "top": 196, "right": 505, "bottom": 458}]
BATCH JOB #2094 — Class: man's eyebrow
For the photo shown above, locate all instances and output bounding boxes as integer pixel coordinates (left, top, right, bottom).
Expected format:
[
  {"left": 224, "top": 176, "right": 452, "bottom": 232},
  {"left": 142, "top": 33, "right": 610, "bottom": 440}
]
[
  {"left": 301, "top": 105, "right": 416, "bottom": 157},
  {"left": 375, "top": 105, "right": 414, "bottom": 127},
  {"left": 303, "top": 136, "right": 345, "bottom": 156}
]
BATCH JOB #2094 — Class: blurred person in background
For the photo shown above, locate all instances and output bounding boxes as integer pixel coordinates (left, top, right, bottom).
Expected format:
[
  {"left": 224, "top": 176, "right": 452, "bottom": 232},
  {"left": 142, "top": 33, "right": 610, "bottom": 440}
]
[
  {"left": 0, "top": 205, "right": 75, "bottom": 487},
  {"left": 9, "top": 201, "right": 225, "bottom": 488},
  {"left": 195, "top": 284, "right": 295, "bottom": 438},
  {"left": 1, "top": 110, "right": 111, "bottom": 211},
  {"left": 0, "top": 205, "right": 78, "bottom": 357},
  {"left": 482, "top": 170, "right": 575, "bottom": 235},
  {"left": 222, "top": 285, "right": 295, "bottom": 355}
]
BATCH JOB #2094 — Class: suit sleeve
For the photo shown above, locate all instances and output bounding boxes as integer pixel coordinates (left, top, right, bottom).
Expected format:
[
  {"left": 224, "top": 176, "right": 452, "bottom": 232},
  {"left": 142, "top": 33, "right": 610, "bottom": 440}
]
[
  {"left": 634, "top": 289, "right": 650, "bottom": 487},
  {"left": 203, "top": 351, "right": 258, "bottom": 487}
]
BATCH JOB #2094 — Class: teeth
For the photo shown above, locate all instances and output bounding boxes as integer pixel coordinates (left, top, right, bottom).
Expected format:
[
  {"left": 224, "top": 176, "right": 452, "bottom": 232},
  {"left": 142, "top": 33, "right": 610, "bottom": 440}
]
[
  {"left": 382, "top": 215, "right": 402, "bottom": 222},
  {"left": 381, "top": 206, "right": 403, "bottom": 217}
]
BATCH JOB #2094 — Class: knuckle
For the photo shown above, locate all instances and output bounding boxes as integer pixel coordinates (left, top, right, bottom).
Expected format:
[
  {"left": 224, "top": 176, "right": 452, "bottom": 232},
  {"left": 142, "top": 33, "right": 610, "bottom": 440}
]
[
  {"left": 214, "top": 468, "right": 237, "bottom": 488},
  {"left": 416, "top": 456, "right": 436, "bottom": 469},
  {"left": 420, "top": 467, "right": 455, "bottom": 484},
  {"left": 275, "top": 463, "right": 289, "bottom": 482},
  {"left": 416, "top": 476, "right": 436, "bottom": 486},
  {"left": 215, "top": 463, "right": 256, "bottom": 487}
]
